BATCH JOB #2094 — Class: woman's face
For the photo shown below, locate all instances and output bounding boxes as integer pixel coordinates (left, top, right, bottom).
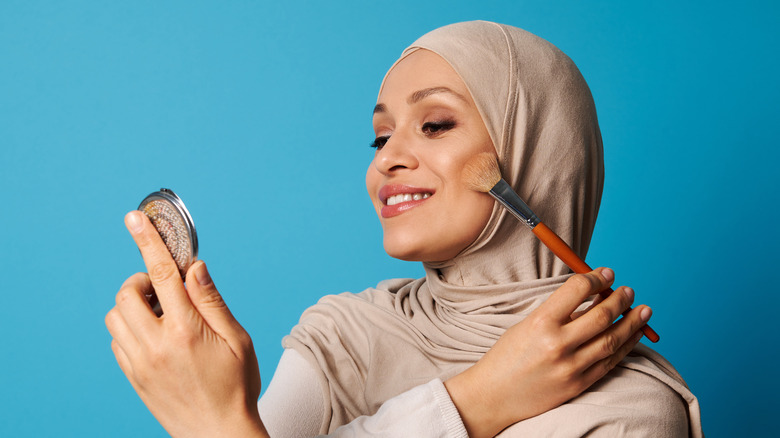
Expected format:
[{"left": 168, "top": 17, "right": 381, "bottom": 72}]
[{"left": 366, "top": 49, "right": 496, "bottom": 262}]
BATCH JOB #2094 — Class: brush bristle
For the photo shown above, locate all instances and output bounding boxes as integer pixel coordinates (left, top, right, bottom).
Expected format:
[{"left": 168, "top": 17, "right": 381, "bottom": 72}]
[{"left": 462, "top": 152, "right": 502, "bottom": 192}]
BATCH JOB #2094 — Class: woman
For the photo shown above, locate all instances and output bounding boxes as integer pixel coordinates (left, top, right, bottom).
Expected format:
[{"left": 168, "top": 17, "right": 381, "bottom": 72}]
[{"left": 106, "top": 21, "right": 702, "bottom": 437}]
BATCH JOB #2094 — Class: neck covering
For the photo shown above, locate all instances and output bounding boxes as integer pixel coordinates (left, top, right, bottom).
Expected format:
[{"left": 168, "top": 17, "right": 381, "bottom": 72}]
[{"left": 284, "top": 21, "right": 702, "bottom": 436}]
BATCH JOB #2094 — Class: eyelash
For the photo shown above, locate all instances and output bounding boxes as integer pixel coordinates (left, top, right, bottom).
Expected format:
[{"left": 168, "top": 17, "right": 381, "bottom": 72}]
[
  {"left": 422, "top": 120, "right": 456, "bottom": 135},
  {"left": 369, "top": 120, "right": 457, "bottom": 149},
  {"left": 370, "top": 136, "right": 390, "bottom": 149}
]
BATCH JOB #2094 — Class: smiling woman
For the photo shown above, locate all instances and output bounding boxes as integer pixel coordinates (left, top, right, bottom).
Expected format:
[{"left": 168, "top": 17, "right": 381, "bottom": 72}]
[
  {"left": 367, "top": 50, "right": 496, "bottom": 262},
  {"left": 106, "top": 20, "right": 702, "bottom": 438}
]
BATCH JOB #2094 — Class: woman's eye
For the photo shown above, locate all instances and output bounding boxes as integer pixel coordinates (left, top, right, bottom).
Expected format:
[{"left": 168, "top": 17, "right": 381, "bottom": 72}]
[
  {"left": 370, "top": 135, "right": 390, "bottom": 149},
  {"left": 421, "top": 120, "right": 456, "bottom": 136}
]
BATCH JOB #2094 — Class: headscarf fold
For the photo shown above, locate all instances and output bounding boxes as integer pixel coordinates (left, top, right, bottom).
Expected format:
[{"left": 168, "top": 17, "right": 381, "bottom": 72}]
[{"left": 284, "top": 21, "right": 702, "bottom": 436}]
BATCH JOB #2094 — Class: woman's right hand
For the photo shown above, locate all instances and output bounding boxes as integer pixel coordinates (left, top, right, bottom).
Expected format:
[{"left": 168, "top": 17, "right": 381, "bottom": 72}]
[
  {"left": 105, "top": 212, "right": 268, "bottom": 438},
  {"left": 444, "top": 268, "right": 652, "bottom": 438}
]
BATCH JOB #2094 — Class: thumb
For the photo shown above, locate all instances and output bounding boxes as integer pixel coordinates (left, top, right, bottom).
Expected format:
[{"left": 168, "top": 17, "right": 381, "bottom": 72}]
[{"left": 185, "top": 260, "right": 242, "bottom": 338}]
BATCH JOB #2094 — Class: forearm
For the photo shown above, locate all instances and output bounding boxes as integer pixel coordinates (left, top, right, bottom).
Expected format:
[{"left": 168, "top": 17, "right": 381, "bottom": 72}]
[
  {"left": 261, "top": 348, "right": 469, "bottom": 438},
  {"left": 327, "top": 378, "right": 466, "bottom": 438}
]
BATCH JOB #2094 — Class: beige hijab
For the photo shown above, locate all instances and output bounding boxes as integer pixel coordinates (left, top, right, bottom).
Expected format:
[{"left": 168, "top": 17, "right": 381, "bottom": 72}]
[{"left": 285, "top": 21, "right": 702, "bottom": 436}]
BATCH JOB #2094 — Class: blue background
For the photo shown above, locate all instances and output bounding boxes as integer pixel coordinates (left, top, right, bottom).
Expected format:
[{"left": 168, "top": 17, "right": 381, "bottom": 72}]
[{"left": 1, "top": 1, "right": 777, "bottom": 436}]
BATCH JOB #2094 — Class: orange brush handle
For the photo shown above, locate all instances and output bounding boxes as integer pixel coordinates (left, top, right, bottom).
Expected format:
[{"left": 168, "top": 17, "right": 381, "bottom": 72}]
[{"left": 532, "top": 222, "right": 660, "bottom": 343}]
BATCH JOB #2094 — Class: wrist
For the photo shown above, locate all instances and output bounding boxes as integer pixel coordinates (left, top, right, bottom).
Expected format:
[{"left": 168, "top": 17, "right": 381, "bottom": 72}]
[
  {"left": 444, "top": 364, "right": 509, "bottom": 438},
  {"left": 207, "top": 402, "right": 269, "bottom": 438}
]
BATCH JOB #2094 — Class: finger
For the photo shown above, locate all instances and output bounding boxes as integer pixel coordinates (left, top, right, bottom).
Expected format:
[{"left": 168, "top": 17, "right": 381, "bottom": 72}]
[
  {"left": 116, "top": 273, "right": 160, "bottom": 346},
  {"left": 539, "top": 268, "right": 615, "bottom": 323},
  {"left": 111, "top": 339, "right": 145, "bottom": 394},
  {"left": 580, "top": 313, "right": 648, "bottom": 383},
  {"left": 575, "top": 304, "right": 652, "bottom": 368},
  {"left": 566, "top": 285, "right": 635, "bottom": 345},
  {"left": 111, "top": 338, "right": 135, "bottom": 379},
  {"left": 125, "top": 211, "right": 192, "bottom": 318},
  {"left": 105, "top": 307, "right": 140, "bottom": 359},
  {"left": 184, "top": 261, "right": 242, "bottom": 339},
  {"left": 570, "top": 287, "right": 609, "bottom": 323}
]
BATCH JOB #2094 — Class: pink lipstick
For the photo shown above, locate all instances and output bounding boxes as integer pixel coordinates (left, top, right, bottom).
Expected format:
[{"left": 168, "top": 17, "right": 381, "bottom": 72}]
[{"left": 378, "top": 184, "right": 435, "bottom": 218}]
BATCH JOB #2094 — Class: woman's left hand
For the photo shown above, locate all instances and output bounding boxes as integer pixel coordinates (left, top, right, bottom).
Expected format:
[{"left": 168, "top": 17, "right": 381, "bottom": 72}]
[
  {"left": 105, "top": 211, "right": 268, "bottom": 437},
  {"left": 445, "top": 268, "right": 651, "bottom": 438}
]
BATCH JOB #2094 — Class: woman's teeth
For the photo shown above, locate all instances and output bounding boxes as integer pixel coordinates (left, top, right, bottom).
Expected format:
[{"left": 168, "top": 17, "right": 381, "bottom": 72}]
[{"left": 386, "top": 192, "right": 432, "bottom": 206}]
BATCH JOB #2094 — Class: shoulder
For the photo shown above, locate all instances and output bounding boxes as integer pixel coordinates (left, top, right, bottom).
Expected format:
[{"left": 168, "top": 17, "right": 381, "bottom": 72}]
[
  {"left": 499, "top": 347, "right": 698, "bottom": 437},
  {"left": 282, "top": 277, "right": 423, "bottom": 351},
  {"left": 293, "top": 277, "right": 422, "bottom": 324},
  {"left": 279, "top": 278, "right": 428, "bottom": 428},
  {"left": 572, "top": 356, "right": 691, "bottom": 436}
]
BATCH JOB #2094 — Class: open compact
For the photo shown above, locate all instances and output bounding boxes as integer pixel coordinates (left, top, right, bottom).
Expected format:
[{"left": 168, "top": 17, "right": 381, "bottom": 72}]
[
  {"left": 138, "top": 188, "right": 199, "bottom": 278},
  {"left": 138, "top": 188, "right": 198, "bottom": 315}
]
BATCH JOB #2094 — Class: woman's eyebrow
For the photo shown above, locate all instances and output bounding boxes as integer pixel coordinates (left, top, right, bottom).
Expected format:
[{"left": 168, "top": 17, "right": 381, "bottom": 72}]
[
  {"left": 373, "top": 87, "right": 469, "bottom": 115},
  {"left": 408, "top": 87, "right": 468, "bottom": 104}
]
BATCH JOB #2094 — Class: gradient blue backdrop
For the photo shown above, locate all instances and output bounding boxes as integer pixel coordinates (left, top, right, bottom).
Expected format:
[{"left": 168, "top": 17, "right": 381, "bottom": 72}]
[{"left": 1, "top": 1, "right": 777, "bottom": 436}]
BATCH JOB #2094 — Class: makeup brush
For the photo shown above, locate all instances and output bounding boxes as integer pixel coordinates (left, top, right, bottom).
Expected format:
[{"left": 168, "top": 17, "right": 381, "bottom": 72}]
[{"left": 464, "top": 152, "right": 660, "bottom": 343}]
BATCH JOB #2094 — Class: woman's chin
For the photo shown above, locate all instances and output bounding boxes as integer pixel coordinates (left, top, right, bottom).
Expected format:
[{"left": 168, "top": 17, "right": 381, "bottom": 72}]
[
  {"left": 382, "top": 239, "right": 459, "bottom": 263},
  {"left": 383, "top": 241, "right": 420, "bottom": 262}
]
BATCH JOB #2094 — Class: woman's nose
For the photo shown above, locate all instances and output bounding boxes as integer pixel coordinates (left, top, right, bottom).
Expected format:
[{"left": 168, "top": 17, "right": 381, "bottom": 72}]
[{"left": 373, "top": 135, "right": 418, "bottom": 175}]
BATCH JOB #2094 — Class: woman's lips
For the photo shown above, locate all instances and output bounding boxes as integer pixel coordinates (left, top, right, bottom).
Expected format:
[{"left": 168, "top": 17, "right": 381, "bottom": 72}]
[{"left": 378, "top": 185, "right": 435, "bottom": 218}]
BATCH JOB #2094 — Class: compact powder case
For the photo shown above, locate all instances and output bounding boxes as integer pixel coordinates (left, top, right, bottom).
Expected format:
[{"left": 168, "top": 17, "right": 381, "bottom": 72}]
[
  {"left": 137, "top": 188, "right": 198, "bottom": 316},
  {"left": 138, "top": 188, "right": 199, "bottom": 278}
]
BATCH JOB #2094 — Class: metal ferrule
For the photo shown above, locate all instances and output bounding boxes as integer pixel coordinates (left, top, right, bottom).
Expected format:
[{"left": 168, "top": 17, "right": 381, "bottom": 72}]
[{"left": 489, "top": 179, "right": 540, "bottom": 229}]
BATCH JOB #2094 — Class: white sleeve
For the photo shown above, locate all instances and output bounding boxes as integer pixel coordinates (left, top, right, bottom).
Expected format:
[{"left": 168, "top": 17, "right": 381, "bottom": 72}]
[
  {"left": 327, "top": 378, "right": 468, "bottom": 438},
  {"left": 258, "top": 349, "right": 326, "bottom": 438},
  {"left": 258, "top": 348, "right": 468, "bottom": 438}
]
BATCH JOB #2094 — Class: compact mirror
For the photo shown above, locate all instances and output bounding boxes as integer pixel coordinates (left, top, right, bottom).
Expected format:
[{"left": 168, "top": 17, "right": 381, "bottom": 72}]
[{"left": 138, "top": 188, "right": 199, "bottom": 278}]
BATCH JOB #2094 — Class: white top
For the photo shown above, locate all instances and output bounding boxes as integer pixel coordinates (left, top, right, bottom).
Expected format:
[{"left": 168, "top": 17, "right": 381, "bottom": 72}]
[{"left": 258, "top": 349, "right": 469, "bottom": 437}]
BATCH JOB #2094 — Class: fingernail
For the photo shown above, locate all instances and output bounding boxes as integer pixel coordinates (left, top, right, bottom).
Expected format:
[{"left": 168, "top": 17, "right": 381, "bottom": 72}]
[
  {"left": 196, "top": 262, "right": 212, "bottom": 286},
  {"left": 127, "top": 211, "right": 144, "bottom": 234},
  {"left": 640, "top": 306, "right": 653, "bottom": 322},
  {"left": 600, "top": 268, "right": 614, "bottom": 282},
  {"left": 623, "top": 287, "right": 634, "bottom": 301}
]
